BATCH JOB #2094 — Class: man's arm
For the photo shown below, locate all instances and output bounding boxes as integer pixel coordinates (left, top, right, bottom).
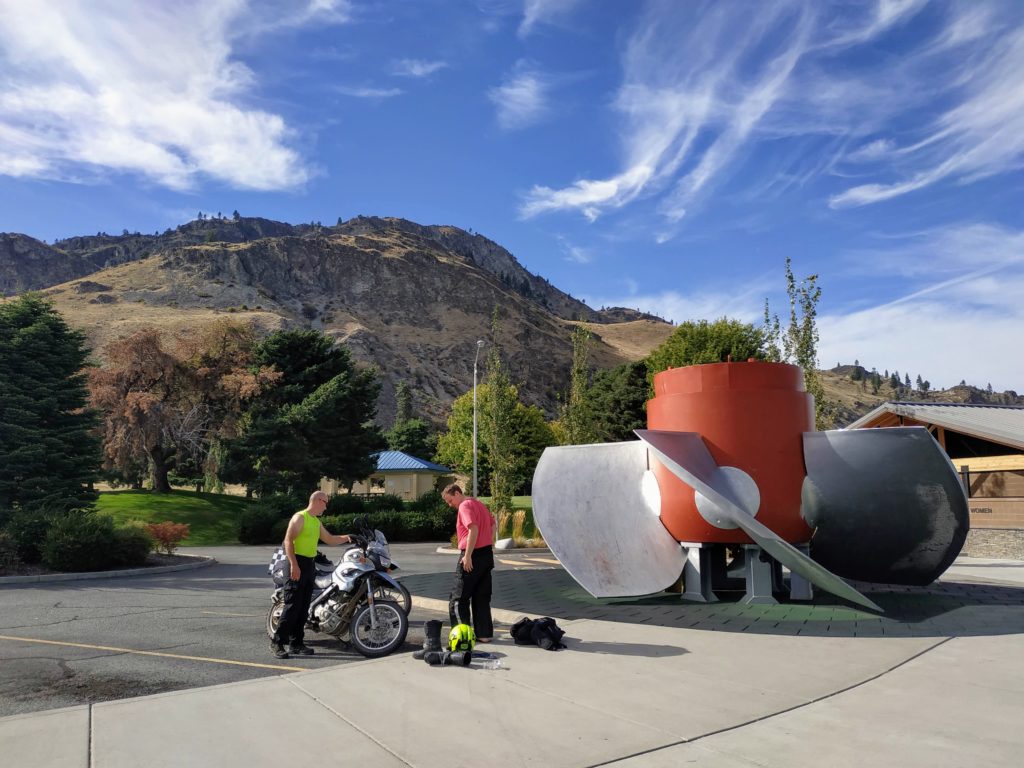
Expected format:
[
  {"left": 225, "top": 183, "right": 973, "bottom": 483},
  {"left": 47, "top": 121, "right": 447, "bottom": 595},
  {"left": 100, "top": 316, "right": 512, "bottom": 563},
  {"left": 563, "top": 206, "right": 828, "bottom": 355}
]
[
  {"left": 462, "top": 523, "right": 479, "bottom": 572},
  {"left": 283, "top": 513, "right": 304, "bottom": 581},
  {"left": 319, "top": 525, "right": 352, "bottom": 547}
]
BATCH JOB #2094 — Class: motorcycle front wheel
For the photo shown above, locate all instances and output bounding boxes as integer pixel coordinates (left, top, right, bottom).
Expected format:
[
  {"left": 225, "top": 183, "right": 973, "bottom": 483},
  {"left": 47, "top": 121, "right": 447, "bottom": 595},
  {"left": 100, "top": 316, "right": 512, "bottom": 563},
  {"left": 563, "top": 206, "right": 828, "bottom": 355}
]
[
  {"left": 349, "top": 600, "right": 408, "bottom": 658},
  {"left": 372, "top": 582, "right": 412, "bottom": 614}
]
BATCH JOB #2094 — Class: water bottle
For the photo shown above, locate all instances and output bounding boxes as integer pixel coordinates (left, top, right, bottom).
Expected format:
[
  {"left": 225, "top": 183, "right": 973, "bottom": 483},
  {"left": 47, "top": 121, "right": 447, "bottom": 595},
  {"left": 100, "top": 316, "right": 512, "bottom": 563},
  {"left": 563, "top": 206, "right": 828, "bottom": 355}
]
[{"left": 481, "top": 657, "right": 504, "bottom": 670}]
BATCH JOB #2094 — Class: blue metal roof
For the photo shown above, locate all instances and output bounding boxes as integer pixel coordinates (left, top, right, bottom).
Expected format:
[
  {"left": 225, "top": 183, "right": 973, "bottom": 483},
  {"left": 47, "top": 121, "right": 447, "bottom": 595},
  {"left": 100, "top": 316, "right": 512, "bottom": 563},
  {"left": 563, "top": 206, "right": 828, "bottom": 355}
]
[{"left": 374, "top": 450, "right": 451, "bottom": 473}]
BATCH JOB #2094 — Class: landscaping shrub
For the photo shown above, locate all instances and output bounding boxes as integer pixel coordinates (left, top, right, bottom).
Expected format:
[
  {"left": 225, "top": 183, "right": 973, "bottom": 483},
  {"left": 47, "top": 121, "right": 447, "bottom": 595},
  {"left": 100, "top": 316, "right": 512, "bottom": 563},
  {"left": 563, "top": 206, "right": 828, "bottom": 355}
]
[
  {"left": 238, "top": 508, "right": 282, "bottom": 544},
  {"left": 112, "top": 526, "right": 154, "bottom": 566},
  {"left": 147, "top": 521, "right": 190, "bottom": 555},
  {"left": 5, "top": 507, "right": 71, "bottom": 564},
  {"left": 326, "top": 494, "right": 365, "bottom": 516},
  {"left": 0, "top": 531, "right": 20, "bottom": 574},
  {"left": 270, "top": 516, "right": 290, "bottom": 544},
  {"left": 366, "top": 493, "right": 404, "bottom": 514},
  {"left": 41, "top": 513, "right": 121, "bottom": 572},
  {"left": 238, "top": 493, "right": 303, "bottom": 544}
]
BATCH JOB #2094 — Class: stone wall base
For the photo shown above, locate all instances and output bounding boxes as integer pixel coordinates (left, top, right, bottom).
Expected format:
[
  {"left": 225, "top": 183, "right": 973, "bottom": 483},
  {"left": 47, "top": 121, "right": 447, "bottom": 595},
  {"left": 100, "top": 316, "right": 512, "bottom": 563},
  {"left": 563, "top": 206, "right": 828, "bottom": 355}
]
[{"left": 961, "top": 528, "right": 1024, "bottom": 560}]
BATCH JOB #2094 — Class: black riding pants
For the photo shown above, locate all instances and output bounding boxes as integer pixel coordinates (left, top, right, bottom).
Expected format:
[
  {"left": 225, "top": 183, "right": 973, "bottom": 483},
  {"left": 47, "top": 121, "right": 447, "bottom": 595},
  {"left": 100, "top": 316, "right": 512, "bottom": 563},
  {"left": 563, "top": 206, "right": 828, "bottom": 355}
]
[
  {"left": 274, "top": 555, "right": 314, "bottom": 648},
  {"left": 449, "top": 545, "right": 494, "bottom": 639}
]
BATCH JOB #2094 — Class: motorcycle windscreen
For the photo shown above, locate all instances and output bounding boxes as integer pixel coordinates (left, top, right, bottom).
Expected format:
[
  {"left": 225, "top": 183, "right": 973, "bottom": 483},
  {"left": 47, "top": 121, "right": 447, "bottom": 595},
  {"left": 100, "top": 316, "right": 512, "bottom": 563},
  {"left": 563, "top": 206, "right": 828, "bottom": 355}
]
[
  {"left": 532, "top": 441, "right": 685, "bottom": 597},
  {"left": 802, "top": 426, "right": 970, "bottom": 586}
]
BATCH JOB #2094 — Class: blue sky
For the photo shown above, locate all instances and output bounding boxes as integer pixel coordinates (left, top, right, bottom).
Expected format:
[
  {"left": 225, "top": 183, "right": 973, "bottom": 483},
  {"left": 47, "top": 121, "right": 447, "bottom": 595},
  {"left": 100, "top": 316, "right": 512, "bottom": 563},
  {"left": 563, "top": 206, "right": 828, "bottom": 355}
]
[{"left": 1, "top": 0, "right": 1022, "bottom": 391}]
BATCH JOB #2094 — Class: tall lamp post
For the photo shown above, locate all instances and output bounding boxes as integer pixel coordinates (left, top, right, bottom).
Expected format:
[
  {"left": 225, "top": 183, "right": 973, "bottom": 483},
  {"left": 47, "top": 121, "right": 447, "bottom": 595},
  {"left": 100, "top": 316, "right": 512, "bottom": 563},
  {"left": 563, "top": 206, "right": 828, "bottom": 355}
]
[{"left": 472, "top": 339, "right": 485, "bottom": 497}]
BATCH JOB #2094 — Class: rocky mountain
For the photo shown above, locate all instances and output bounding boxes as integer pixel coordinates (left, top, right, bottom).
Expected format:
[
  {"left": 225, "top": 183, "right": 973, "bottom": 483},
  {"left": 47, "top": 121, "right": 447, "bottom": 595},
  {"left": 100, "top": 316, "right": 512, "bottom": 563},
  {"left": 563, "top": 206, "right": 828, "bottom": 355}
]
[
  {"left": 1, "top": 216, "right": 674, "bottom": 425},
  {"left": 821, "top": 365, "right": 1022, "bottom": 426}
]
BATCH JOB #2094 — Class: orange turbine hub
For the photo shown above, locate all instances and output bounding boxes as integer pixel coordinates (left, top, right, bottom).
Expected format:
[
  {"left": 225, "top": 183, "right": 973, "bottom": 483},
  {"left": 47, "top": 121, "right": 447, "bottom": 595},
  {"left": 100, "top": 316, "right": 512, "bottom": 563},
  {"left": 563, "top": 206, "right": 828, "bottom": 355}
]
[{"left": 647, "top": 361, "right": 814, "bottom": 545}]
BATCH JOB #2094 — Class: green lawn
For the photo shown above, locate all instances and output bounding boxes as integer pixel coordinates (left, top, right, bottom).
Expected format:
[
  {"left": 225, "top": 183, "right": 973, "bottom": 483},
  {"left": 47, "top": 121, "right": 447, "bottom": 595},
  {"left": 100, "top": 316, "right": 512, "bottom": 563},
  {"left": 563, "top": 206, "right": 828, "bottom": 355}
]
[{"left": 96, "top": 490, "right": 254, "bottom": 546}]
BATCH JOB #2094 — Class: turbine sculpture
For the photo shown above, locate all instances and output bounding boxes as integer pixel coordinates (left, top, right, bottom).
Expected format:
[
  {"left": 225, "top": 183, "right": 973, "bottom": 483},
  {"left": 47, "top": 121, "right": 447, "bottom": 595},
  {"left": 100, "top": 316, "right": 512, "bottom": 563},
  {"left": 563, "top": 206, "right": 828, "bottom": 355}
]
[{"left": 533, "top": 361, "right": 969, "bottom": 612}]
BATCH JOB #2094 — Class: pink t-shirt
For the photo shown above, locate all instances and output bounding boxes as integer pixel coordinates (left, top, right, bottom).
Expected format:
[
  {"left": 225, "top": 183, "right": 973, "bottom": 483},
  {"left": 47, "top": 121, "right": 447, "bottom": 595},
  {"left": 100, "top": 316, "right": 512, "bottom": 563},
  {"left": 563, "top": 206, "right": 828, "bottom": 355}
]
[{"left": 456, "top": 497, "right": 494, "bottom": 551}]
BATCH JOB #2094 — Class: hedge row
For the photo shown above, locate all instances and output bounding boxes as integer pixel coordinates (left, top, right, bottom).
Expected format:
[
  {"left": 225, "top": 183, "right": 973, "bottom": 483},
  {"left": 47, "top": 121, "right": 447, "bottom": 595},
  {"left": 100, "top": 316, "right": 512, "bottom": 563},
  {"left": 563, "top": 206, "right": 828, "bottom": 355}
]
[
  {"left": 237, "top": 491, "right": 453, "bottom": 545},
  {"left": 0, "top": 507, "right": 153, "bottom": 574}
]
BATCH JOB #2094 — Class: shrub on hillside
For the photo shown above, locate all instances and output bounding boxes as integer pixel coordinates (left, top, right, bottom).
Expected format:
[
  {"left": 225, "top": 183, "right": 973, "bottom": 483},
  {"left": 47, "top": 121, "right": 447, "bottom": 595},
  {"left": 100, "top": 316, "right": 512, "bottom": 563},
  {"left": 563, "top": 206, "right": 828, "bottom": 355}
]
[{"left": 147, "top": 521, "right": 190, "bottom": 554}]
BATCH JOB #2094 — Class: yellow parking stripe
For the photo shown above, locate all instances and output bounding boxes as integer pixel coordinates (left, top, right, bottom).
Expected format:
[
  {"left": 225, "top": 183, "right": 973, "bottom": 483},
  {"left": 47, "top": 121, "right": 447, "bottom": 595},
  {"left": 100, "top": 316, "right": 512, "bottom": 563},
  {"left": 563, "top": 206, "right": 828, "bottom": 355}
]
[
  {"left": 0, "top": 634, "right": 300, "bottom": 672},
  {"left": 522, "top": 557, "right": 561, "bottom": 565}
]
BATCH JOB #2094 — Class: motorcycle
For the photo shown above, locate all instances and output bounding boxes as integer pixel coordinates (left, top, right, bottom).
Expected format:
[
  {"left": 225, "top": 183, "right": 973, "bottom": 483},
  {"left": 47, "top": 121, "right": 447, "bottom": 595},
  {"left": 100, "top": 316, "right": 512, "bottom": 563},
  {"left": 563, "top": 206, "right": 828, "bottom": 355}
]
[
  {"left": 362, "top": 526, "right": 412, "bottom": 614},
  {"left": 266, "top": 529, "right": 409, "bottom": 658}
]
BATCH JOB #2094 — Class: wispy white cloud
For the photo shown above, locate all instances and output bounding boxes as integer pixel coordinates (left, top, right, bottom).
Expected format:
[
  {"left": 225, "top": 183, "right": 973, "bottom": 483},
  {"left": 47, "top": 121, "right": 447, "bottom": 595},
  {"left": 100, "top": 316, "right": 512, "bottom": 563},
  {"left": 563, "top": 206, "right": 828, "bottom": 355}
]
[
  {"left": 0, "top": 1, "right": 348, "bottom": 191},
  {"left": 845, "top": 138, "right": 896, "bottom": 162},
  {"left": 519, "top": 0, "right": 584, "bottom": 38},
  {"left": 831, "top": 20, "right": 1024, "bottom": 208},
  {"left": 335, "top": 85, "right": 404, "bottom": 99},
  {"left": 585, "top": 273, "right": 773, "bottom": 327},
  {"left": 556, "top": 235, "right": 593, "bottom": 264},
  {"left": 520, "top": 2, "right": 814, "bottom": 221},
  {"left": 392, "top": 59, "right": 448, "bottom": 78},
  {"left": 488, "top": 61, "right": 551, "bottom": 130},
  {"left": 521, "top": 1, "right": 1024, "bottom": 223},
  {"left": 819, "top": 222, "right": 1024, "bottom": 390}
]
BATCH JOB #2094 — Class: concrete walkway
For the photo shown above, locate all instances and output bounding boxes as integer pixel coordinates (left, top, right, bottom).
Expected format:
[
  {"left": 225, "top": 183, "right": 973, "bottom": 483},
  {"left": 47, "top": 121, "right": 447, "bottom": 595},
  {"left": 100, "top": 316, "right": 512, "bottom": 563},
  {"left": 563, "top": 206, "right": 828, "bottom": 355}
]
[{"left": 3, "top": 557, "right": 1022, "bottom": 767}]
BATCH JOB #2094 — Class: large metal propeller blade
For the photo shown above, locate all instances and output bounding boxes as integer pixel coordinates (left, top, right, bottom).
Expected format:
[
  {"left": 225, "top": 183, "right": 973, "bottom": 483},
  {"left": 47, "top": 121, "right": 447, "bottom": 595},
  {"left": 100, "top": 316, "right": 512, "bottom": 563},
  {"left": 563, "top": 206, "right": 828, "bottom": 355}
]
[
  {"left": 532, "top": 441, "right": 685, "bottom": 598},
  {"left": 636, "top": 429, "right": 883, "bottom": 613}
]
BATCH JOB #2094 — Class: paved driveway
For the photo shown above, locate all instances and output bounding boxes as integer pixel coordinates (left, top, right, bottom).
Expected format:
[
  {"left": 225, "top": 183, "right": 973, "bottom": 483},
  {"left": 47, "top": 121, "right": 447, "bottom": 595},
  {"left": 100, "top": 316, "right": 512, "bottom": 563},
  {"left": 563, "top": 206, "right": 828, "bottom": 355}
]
[{"left": 0, "top": 543, "right": 553, "bottom": 717}]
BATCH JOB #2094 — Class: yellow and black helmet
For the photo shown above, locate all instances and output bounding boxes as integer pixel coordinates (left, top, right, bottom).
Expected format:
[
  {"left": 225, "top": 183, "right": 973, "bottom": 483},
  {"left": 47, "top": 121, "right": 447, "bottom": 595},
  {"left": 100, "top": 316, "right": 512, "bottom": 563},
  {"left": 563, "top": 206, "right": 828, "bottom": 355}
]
[{"left": 448, "top": 623, "right": 476, "bottom": 652}]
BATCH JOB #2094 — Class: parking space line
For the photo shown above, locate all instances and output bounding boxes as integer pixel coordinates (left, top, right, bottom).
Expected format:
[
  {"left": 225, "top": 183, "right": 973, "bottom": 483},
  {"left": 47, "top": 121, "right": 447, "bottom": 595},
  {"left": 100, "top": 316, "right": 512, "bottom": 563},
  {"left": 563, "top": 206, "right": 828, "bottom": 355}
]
[
  {"left": 522, "top": 557, "right": 561, "bottom": 565},
  {"left": 0, "top": 634, "right": 300, "bottom": 672}
]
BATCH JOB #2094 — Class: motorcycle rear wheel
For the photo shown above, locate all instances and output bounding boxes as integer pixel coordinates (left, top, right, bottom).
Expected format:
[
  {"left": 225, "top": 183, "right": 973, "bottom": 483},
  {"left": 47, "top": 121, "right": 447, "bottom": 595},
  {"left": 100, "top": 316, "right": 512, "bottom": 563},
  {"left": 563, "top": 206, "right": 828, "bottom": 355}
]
[
  {"left": 372, "top": 582, "right": 412, "bottom": 614},
  {"left": 349, "top": 600, "right": 408, "bottom": 658},
  {"left": 266, "top": 596, "right": 284, "bottom": 639}
]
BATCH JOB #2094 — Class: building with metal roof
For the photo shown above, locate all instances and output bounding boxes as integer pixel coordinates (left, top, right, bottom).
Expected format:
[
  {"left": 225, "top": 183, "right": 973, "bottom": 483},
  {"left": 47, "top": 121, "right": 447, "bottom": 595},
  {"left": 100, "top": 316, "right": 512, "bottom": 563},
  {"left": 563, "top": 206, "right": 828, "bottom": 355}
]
[
  {"left": 847, "top": 402, "right": 1024, "bottom": 455},
  {"left": 846, "top": 402, "right": 1024, "bottom": 559},
  {"left": 320, "top": 451, "right": 452, "bottom": 501}
]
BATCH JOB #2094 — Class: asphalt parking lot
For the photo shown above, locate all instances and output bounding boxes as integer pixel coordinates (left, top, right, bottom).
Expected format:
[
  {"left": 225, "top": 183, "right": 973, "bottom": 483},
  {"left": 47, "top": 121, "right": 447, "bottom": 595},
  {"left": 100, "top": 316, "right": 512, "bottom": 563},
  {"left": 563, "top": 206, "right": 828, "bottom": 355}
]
[{"left": 0, "top": 543, "right": 555, "bottom": 717}]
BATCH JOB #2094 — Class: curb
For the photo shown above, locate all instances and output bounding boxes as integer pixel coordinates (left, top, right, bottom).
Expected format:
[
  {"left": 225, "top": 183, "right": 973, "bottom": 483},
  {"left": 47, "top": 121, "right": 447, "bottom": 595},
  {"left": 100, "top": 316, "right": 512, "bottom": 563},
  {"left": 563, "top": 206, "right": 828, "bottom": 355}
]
[
  {"left": 410, "top": 594, "right": 542, "bottom": 625},
  {"left": 434, "top": 546, "right": 552, "bottom": 555},
  {"left": 0, "top": 555, "right": 216, "bottom": 585}
]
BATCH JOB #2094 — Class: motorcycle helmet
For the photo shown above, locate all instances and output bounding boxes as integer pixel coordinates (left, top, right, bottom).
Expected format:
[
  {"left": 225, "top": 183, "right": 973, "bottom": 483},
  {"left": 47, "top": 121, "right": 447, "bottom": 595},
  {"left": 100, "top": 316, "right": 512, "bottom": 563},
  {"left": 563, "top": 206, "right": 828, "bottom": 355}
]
[{"left": 448, "top": 623, "right": 476, "bottom": 652}]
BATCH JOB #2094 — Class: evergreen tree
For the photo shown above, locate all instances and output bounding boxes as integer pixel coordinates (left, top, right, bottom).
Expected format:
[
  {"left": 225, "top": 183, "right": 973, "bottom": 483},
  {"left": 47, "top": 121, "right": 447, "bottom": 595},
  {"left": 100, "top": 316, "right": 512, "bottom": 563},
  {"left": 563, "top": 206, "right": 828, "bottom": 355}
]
[
  {"left": 0, "top": 294, "right": 100, "bottom": 513},
  {"left": 394, "top": 381, "right": 413, "bottom": 425},
  {"left": 384, "top": 381, "right": 432, "bottom": 457},
  {"left": 586, "top": 361, "right": 649, "bottom": 442},
  {"left": 221, "top": 330, "right": 384, "bottom": 496}
]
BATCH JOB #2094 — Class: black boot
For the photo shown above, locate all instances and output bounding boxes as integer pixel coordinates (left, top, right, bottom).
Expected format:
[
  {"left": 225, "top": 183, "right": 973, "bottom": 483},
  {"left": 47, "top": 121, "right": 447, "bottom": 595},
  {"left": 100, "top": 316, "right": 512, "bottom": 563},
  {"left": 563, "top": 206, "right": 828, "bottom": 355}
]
[{"left": 413, "top": 619, "right": 443, "bottom": 660}]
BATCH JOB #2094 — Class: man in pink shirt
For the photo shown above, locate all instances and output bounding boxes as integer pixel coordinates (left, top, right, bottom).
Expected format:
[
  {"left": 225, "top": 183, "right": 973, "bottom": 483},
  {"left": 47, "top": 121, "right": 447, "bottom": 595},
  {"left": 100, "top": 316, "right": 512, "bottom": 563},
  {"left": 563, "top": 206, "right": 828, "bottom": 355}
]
[{"left": 442, "top": 483, "right": 495, "bottom": 642}]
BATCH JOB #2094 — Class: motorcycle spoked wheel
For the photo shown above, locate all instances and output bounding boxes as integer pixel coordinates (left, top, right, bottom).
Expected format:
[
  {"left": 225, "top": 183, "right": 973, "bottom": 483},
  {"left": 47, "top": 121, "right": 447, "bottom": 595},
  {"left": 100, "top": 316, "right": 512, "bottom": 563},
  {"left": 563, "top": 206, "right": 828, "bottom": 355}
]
[
  {"left": 372, "top": 582, "right": 412, "bottom": 614},
  {"left": 266, "top": 596, "right": 284, "bottom": 639},
  {"left": 349, "top": 600, "right": 408, "bottom": 658}
]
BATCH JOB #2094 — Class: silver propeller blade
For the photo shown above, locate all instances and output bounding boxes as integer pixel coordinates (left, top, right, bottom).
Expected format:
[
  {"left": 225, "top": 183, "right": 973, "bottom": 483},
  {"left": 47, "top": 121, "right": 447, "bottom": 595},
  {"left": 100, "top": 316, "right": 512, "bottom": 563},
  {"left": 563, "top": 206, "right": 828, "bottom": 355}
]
[
  {"left": 635, "top": 429, "right": 883, "bottom": 613},
  {"left": 532, "top": 441, "right": 685, "bottom": 598}
]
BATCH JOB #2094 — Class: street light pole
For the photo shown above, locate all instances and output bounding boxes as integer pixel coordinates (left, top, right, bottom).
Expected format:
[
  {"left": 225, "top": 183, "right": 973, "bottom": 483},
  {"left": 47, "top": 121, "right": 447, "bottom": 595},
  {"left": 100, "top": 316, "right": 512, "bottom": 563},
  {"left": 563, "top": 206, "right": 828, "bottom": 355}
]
[{"left": 472, "top": 339, "right": 484, "bottom": 497}]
